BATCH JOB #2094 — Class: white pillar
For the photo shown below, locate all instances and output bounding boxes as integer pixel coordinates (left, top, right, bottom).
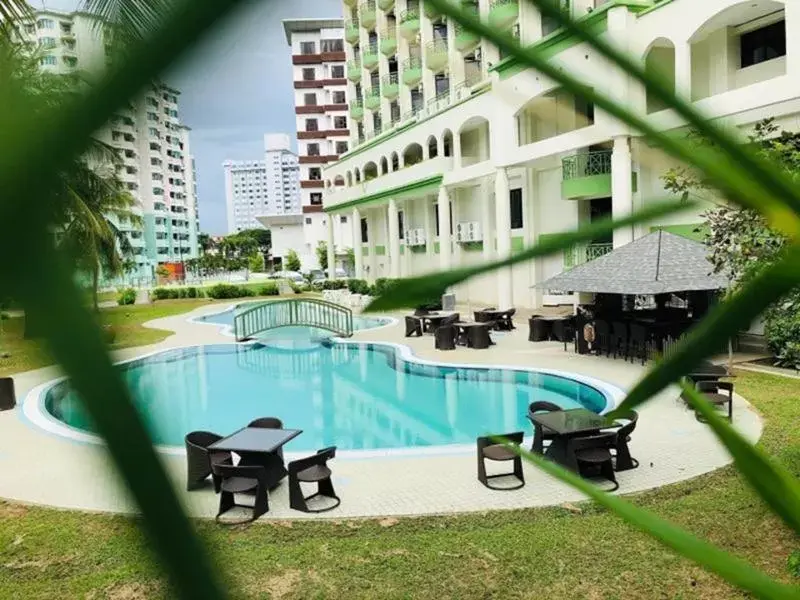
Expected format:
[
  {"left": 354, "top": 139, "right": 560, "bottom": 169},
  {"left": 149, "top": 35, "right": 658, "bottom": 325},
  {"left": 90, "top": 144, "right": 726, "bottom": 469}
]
[
  {"left": 453, "top": 131, "right": 462, "bottom": 169},
  {"left": 424, "top": 199, "right": 434, "bottom": 262},
  {"left": 611, "top": 136, "right": 634, "bottom": 248},
  {"left": 437, "top": 186, "right": 451, "bottom": 270},
  {"left": 326, "top": 214, "right": 336, "bottom": 279},
  {"left": 352, "top": 208, "right": 363, "bottom": 278},
  {"left": 387, "top": 198, "right": 400, "bottom": 278},
  {"left": 494, "top": 168, "right": 513, "bottom": 310},
  {"left": 368, "top": 212, "right": 377, "bottom": 282},
  {"left": 674, "top": 39, "right": 692, "bottom": 100},
  {"left": 480, "top": 178, "right": 494, "bottom": 262}
]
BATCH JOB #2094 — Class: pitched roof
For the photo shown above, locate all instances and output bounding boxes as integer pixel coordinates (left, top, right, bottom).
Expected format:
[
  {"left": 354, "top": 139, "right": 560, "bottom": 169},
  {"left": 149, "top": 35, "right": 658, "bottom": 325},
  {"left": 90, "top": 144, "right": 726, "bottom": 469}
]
[{"left": 535, "top": 230, "right": 729, "bottom": 295}]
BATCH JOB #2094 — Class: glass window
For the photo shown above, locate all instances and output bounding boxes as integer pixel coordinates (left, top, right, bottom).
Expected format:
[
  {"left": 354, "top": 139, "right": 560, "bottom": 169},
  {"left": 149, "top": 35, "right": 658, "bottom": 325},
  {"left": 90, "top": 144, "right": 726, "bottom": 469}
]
[
  {"left": 307, "top": 143, "right": 320, "bottom": 156},
  {"left": 340, "top": 215, "right": 348, "bottom": 223},
  {"left": 310, "top": 193, "right": 323, "bottom": 205},
  {"left": 39, "top": 37, "right": 56, "bottom": 48},
  {"left": 321, "top": 39, "right": 344, "bottom": 52},
  {"left": 304, "top": 93, "right": 317, "bottom": 105},
  {"left": 305, "top": 217, "right": 312, "bottom": 224},
  {"left": 330, "top": 65, "right": 345, "bottom": 79},
  {"left": 334, "top": 116, "right": 348, "bottom": 129},
  {"left": 37, "top": 18, "right": 54, "bottom": 29},
  {"left": 309, "top": 168, "right": 322, "bottom": 180},
  {"left": 302, "top": 68, "right": 316, "bottom": 81},
  {"left": 332, "top": 90, "right": 346, "bottom": 104},
  {"left": 300, "top": 41, "right": 316, "bottom": 55},
  {"left": 740, "top": 21, "right": 786, "bottom": 68},
  {"left": 335, "top": 141, "right": 348, "bottom": 154},
  {"left": 398, "top": 211, "right": 405, "bottom": 239},
  {"left": 510, "top": 189, "right": 523, "bottom": 229},
  {"left": 306, "top": 119, "right": 319, "bottom": 131},
  {"left": 39, "top": 55, "right": 57, "bottom": 66},
  {"left": 360, "top": 218, "right": 368, "bottom": 243}
]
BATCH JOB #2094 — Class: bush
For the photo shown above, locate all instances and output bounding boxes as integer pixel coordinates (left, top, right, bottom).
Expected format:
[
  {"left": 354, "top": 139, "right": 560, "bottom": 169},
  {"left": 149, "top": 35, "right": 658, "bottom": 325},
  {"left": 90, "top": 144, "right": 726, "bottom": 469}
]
[
  {"left": 321, "top": 279, "right": 348, "bottom": 290},
  {"left": 258, "top": 282, "right": 279, "bottom": 296},
  {"left": 117, "top": 288, "right": 136, "bottom": 306},
  {"left": 371, "top": 278, "right": 398, "bottom": 297},
  {"left": 347, "top": 278, "right": 370, "bottom": 295},
  {"left": 290, "top": 283, "right": 303, "bottom": 294},
  {"left": 764, "top": 290, "right": 800, "bottom": 369},
  {"left": 206, "top": 283, "right": 255, "bottom": 300},
  {"left": 151, "top": 287, "right": 170, "bottom": 301}
]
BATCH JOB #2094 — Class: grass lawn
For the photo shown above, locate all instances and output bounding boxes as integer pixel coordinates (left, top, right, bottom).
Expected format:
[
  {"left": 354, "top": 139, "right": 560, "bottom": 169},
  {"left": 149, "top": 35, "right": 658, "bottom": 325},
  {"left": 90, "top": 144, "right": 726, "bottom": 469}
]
[{"left": 0, "top": 370, "right": 798, "bottom": 598}]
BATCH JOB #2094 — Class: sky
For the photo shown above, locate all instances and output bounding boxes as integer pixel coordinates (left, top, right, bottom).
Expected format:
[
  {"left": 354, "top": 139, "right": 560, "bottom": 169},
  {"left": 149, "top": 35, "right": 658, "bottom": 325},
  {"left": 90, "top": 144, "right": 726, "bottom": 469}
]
[{"left": 32, "top": 0, "right": 342, "bottom": 234}]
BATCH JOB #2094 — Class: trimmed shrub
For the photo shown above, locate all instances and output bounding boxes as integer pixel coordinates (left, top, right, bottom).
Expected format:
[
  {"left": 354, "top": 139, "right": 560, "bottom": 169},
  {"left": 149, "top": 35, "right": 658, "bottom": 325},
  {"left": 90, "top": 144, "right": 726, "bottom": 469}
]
[
  {"left": 185, "top": 286, "right": 199, "bottom": 298},
  {"left": 290, "top": 283, "right": 303, "bottom": 294},
  {"left": 206, "top": 284, "right": 255, "bottom": 300},
  {"left": 167, "top": 288, "right": 180, "bottom": 299},
  {"left": 117, "top": 288, "right": 136, "bottom": 306},
  {"left": 347, "top": 278, "right": 370, "bottom": 295},
  {"left": 321, "top": 279, "right": 348, "bottom": 290},
  {"left": 151, "top": 287, "right": 170, "bottom": 300},
  {"left": 371, "top": 278, "right": 398, "bottom": 297},
  {"left": 764, "top": 290, "right": 800, "bottom": 369},
  {"left": 258, "top": 282, "right": 280, "bottom": 296}
]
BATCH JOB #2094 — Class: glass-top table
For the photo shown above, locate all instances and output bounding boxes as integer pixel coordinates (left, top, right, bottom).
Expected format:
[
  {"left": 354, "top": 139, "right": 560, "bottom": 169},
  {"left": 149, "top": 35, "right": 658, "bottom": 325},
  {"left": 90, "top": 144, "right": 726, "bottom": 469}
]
[
  {"left": 530, "top": 408, "right": 612, "bottom": 436},
  {"left": 209, "top": 427, "right": 302, "bottom": 454}
]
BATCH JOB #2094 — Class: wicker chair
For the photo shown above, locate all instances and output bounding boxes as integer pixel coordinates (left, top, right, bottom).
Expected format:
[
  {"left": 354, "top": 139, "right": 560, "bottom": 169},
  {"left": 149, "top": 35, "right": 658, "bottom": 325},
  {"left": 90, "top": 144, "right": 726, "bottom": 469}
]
[
  {"left": 611, "top": 321, "right": 629, "bottom": 360},
  {"left": 593, "top": 319, "right": 612, "bottom": 356},
  {"left": 247, "top": 417, "right": 287, "bottom": 464},
  {"left": 551, "top": 318, "right": 576, "bottom": 352},
  {"left": 477, "top": 431, "right": 525, "bottom": 490},
  {"left": 527, "top": 401, "right": 562, "bottom": 454},
  {"left": 211, "top": 462, "right": 270, "bottom": 524},
  {"left": 405, "top": 316, "right": 423, "bottom": 337},
  {"left": 567, "top": 432, "right": 619, "bottom": 491},
  {"left": 628, "top": 323, "right": 650, "bottom": 365},
  {"left": 609, "top": 410, "right": 639, "bottom": 471},
  {"left": 435, "top": 325, "right": 457, "bottom": 350},
  {"left": 528, "top": 317, "right": 549, "bottom": 342},
  {"left": 695, "top": 380, "right": 734, "bottom": 422},
  {"left": 185, "top": 431, "right": 232, "bottom": 492},
  {"left": 496, "top": 308, "right": 516, "bottom": 331},
  {"left": 288, "top": 447, "right": 340, "bottom": 513},
  {"left": 474, "top": 308, "right": 496, "bottom": 323},
  {"left": 467, "top": 325, "right": 492, "bottom": 349}
]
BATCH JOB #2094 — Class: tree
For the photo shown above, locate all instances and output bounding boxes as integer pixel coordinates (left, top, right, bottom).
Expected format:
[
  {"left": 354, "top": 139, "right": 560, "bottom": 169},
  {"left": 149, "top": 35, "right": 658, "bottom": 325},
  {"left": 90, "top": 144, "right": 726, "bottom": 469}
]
[
  {"left": 315, "top": 241, "right": 328, "bottom": 272},
  {"left": 197, "top": 232, "right": 214, "bottom": 255},
  {"left": 284, "top": 249, "right": 301, "bottom": 273},
  {"left": 343, "top": 247, "right": 355, "bottom": 275}
]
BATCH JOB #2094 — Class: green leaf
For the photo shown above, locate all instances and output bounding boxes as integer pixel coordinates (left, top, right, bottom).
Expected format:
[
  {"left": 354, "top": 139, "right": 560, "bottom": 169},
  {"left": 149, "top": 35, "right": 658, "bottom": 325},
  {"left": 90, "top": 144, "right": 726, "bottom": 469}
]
[
  {"left": 681, "top": 383, "right": 800, "bottom": 536},
  {"left": 365, "top": 200, "right": 688, "bottom": 311},
  {"left": 499, "top": 438, "right": 800, "bottom": 600},
  {"left": 611, "top": 249, "right": 800, "bottom": 417}
]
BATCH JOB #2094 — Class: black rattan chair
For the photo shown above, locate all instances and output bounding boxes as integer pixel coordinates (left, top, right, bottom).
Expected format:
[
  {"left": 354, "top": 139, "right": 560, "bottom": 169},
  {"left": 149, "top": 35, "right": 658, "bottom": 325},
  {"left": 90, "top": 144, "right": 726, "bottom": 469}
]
[
  {"left": 567, "top": 432, "right": 619, "bottom": 491},
  {"left": 468, "top": 325, "right": 492, "bottom": 349},
  {"left": 435, "top": 325, "right": 457, "bottom": 350},
  {"left": 528, "top": 317, "right": 549, "bottom": 342},
  {"left": 695, "top": 380, "right": 734, "bottom": 422},
  {"left": 185, "top": 431, "right": 232, "bottom": 492},
  {"left": 496, "top": 308, "right": 516, "bottom": 331},
  {"left": 628, "top": 323, "right": 650, "bottom": 365},
  {"left": 474, "top": 308, "right": 496, "bottom": 323},
  {"left": 551, "top": 318, "right": 576, "bottom": 352},
  {"left": 405, "top": 316, "right": 423, "bottom": 337},
  {"left": 611, "top": 321, "right": 629, "bottom": 360},
  {"left": 477, "top": 431, "right": 525, "bottom": 490},
  {"left": 527, "top": 401, "right": 562, "bottom": 454},
  {"left": 247, "top": 417, "right": 287, "bottom": 465},
  {"left": 288, "top": 447, "right": 340, "bottom": 513},
  {"left": 609, "top": 410, "right": 639, "bottom": 471},
  {"left": 593, "top": 319, "right": 612, "bottom": 356},
  {"left": 211, "top": 462, "right": 270, "bottom": 524}
]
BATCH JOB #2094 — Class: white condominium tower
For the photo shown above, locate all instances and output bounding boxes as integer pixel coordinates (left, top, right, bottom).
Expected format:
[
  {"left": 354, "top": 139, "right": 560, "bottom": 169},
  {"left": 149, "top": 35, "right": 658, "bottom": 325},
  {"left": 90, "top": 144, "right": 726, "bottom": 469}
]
[
  {"left": 14, "top": 8, "right": 200, "bottom": 282},
  {"left": 321, "top": 0, "right": 795, "bottom": 308}
]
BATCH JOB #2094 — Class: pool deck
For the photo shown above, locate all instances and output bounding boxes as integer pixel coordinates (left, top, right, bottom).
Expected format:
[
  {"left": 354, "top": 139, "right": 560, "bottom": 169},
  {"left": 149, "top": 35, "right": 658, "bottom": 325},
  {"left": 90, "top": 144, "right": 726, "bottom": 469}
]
[{"left": 0, "top": 303, "right": 762, "bottom": 520}]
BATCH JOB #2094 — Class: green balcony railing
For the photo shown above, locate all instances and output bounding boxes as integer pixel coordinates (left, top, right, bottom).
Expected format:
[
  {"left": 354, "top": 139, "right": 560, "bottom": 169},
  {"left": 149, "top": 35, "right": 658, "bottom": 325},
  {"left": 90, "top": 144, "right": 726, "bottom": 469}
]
[
  {"left": 345, "top": 19, "right": 360, "bottom": 43},
  {"left": 488, "top": 0, "right": 519, "bottom": 30},
  {"left": 402, "top": 56, "right": 423, "bottom": 86},
  {"left": 382, "top": 72, "right": 400, "bottom": 99},
  {"left": 378, "top": 0, "right": 395, "bottom": 10},
  {"left": 562, "top": 150, "right": 612, "bottom": 179},
  {"left": 347, "top": 59, "right": 362, "bottom": 82},
  {"left": 454, "top": 6, "right": 480, "bottom": 52},
  {"left": 360, "top": 0, "right": 378, "bottom": 30},
  {"left": 563, "top": 242, "right": 613, "bottom": 269},
  {"left": 364, "top": 87, "right": 382, "bottom": 111},
  {"left": 362, "top": 41, "right": 380, "bottom": 71},
  {"left": 399, "top": 9, "right": 421, "bottom": 40},
  {"left": 425, "top": 38, "right": 449, "bottom": 72},
  {"left": 349, "top": 99, "right": 364, "bottom": 120},
  {"left": 380, "top": 29, "right": 398, "bottom": 56}
]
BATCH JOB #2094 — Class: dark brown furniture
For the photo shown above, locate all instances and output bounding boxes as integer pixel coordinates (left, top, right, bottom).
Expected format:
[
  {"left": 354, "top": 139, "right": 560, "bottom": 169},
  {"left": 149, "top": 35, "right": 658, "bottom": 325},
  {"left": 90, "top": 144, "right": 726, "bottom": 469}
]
[
  {"left": 568, "top": 432, "right": 619, "bottom": 491},
  {"left": 477, "top": 431, "right": 525, "bottom": 490},
  {"left": 209, "top": 427, "right": 302, "bottom": 489},
  {"left": 593, "top": 319, "right": 612, "bottom": 357},
  {"left": 551, "top": 318, "right": 575, "bottom": 352},
  {"left": 184, "top": 431, "right": 232, "bottom": 492},
  {"left": 529, "top": 408, "right": 618, "bottom": 471},
  {"left": 528, "top": 317, "right": 550, "bottom": 342},
  {"left": 248, "top": 417, "right": 286, "bottom": 462},
  {"left": 405, "top": 316, "right": 423, "bottom": 337},
  {"left": 456, "top": 322, "right": 493, "bottom": 349},
  {"left": 211, "top": 462, "right": 270, "bottom": 524},
  {"left": 527, "top": 401, "right": 562, "bottom": 454},
  {"left": 421, "top": 312, "right": 446, "bottom": 332},
  {"left": 0, "top": 377, "right": 15, "bottom": 411},
  {"left": 695, "top": 380, "right": 734, "bottom": 422},
  {"left": 288, "top": 446, "right": 340, "bottom": 513},
  {"left": 628, "top": 323, "right": 650, "bottom": 365},
  {"left": 496, "top": 308, "right": 516, "bottom": 331},
  {"left": 609, "top": 410, "right": 639, "bottom": 471},
  {"left": 435, "top": 325, "right": 457, "bottom": 350}
]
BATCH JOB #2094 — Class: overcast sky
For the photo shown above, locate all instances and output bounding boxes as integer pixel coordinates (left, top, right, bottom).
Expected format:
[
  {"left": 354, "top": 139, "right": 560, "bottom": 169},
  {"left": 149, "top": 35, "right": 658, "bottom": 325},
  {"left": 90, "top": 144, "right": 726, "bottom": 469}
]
[{"left": 34, "top": 0, "right": 342, "bottom": 234}]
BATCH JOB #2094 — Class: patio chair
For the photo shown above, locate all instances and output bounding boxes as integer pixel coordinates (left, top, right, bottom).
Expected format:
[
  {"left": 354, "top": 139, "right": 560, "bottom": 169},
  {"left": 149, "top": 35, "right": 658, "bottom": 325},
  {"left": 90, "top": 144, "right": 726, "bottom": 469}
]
[
  {"left": 567, "top": 432, "right": 619, "bottom": 491},
  {"left": 405, "top": 316, "right": 423, "bottom": 337},
  {"left": 551, "top": 318, "right": 576, "bottom": 352},
  {"left": 414, "top": 306, "right": 430, "bottom": 316},
  {"left": 247, "top": 417, "right": 287, "bottom": 464},
  {"left": 528, "top": 317, "right": 549, "bottom": 342},
  {"left": 467, "top": 325, "right": 493, "bottom": 349},
  {"left": 496, "top": 308, "right": 516, "bottom": 331},
  {"left": 628, "top": 323, "right": 650, "bottom": 365},
  {"left": 609, "top": 410, "right": 639, "bottom": 471},
  {"left": 211, "top": 462, "right": 270, "bottom": 524},
  {"left": 527, "top": 401, "right": 562, "bottom": 454},
  {"left": 185, "top": 431, "right": 232, "bottom": 492},
  {"left": 434, "top": 325, "right": 457, "bottom": 350},
  {"left": 477, "top": 431, "right": 525, "bottom": 490},
  {"left": 593, "top": 319, "right": 612, "bottom": 357},
  {"left": 611, "top": 321, "right": 629, "bottom": 360},
  {"left": 474, "top": 308, "right": 496, "bottom": 323},
  {"left": 695, "top": 380, "right": 734, "bottom": 422},
  {"left": 288, "top": 446, "right": 340, "bottom": 513}
]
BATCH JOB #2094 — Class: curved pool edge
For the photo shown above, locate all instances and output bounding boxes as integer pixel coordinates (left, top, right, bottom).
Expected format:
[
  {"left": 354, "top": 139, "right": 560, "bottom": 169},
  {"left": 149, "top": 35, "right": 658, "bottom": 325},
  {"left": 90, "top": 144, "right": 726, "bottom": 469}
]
[{"left": 22, "top": 335, "right": 626, "bottom": 459}]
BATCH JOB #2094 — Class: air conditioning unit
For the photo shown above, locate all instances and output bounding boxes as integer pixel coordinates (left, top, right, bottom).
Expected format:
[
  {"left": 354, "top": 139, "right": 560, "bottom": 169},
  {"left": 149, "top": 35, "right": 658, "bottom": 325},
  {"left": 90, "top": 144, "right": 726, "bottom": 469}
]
[
  {"left": 407, "top": 228, "right": 426, "bottom": 247},
  {"left": 455, "top": 222, "right": 482, "bottom": 243}
]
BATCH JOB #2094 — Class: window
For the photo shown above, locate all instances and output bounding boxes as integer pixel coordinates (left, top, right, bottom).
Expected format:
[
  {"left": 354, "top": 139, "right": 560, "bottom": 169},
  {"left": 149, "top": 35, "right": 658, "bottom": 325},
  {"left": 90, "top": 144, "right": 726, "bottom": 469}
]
[
  {"left": 302, "top": 68, "right": 316, "bottom": 81},
  {"left": 335, "top": 141, "right": 348, "bottom": 154},
  {"left": 340, "top": 215, "right": 348, "bottom": 224},
  {"left": 309, "top": 167, "right": 322, "bottom": 180},
  {"left": 740, "top": 21, "right": 786, "bottom": 68},
  {"left": 39, "top": 37, "right": 56, "bottom": 48},
  {"left": 510, "top": 189, "right": 523, "bottom": 229},
  {"left": 542, "top": 0, "right": 570, "bottom": 36},
  {"left": 331, "top": 65, "right": 345, "bottom": 79},
  {"left": 305, "top": 217, "right": 312, "bottom": 225},
  {"left": 307, "top": 143, "right": 320, "bottom": 156},
  {"left": 361, "top": 218, "right": 368, "bottom": 243},
  {"left": 310, "top": 193, "right": 323, "bottom": 205},
  {"left": 37, "top": 18, "right": 54, "bottom": 29},
  {"left": 398, "top": 211, "right": 405, "bottom": 239},
  {"left": 305, "top": 119, "right": 319, "bottom": 132},
  {"left": 321, "top": 39, "right": 344, "bottom": 52},
  {"left": 334, "top": 116, "right": 348, "bottom": 129},
  {"left": 304, "top": 93, "right": 317, "bottom": 105},
  {"left": 300, "top": 41, "right": 316, "bottom": 55},
  {"left": 332, "top": 90, "right": 346, "bottom": 104},
  {"left": 39, "top": 55, "right": 57, "bottom": 66}
]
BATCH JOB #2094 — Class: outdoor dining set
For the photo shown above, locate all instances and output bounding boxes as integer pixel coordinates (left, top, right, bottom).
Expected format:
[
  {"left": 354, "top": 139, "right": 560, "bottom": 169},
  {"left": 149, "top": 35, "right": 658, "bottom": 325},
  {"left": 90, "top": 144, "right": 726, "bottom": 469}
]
[
  {"left": 405, "top": 307, "right": 517, "bottom": 350},
  {"left": 185, "top": 417, "right": 340, "bottom": 523}
]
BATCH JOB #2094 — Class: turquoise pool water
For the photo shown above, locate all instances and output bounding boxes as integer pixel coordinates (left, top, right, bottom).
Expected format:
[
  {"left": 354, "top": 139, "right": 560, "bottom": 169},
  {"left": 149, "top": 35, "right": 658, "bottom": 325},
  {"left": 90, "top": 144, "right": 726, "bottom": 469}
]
[{"left": 43, "top": 342, "right": 611, "bottom": 451}]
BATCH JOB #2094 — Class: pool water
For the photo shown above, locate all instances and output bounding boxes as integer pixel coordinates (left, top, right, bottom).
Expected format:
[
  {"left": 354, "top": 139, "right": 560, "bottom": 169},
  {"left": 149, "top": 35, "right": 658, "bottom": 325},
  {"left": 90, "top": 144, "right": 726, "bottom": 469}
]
[{"left": 43, "top": 342, "right": 610, "bottom": 452}]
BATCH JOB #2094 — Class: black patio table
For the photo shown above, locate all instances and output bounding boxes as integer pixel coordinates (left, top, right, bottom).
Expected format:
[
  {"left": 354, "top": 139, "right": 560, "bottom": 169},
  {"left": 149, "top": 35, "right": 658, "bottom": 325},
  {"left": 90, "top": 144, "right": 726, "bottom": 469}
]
[
  {"left": 530, "top": 408, "right": 618, "bottom": 471},
  {"left": 454, "top": 321, "right": 494, "bottom": 347},
  {"left": 210, "top": 427, "right": 302, "bottom": 489},
  {"left": 687, "top": 360, "right": 734, "bottom": 382},
  {"left": 421, "top": 313, "right": 447, "bottom": 333}
]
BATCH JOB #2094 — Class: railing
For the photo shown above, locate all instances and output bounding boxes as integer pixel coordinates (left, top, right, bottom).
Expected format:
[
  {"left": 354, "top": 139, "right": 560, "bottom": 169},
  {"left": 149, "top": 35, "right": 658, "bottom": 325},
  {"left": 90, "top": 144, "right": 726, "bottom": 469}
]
[
  {"left": 400, "top": 9, "right": 420, "bottom": 22},
  {"left": 561, "top": 150, "right": 612, "bottom": 180},
  {"left": 233, "top": 299, "right": 354, "bottom": 341},
  {"left": 454, "top": 5, "right": 479, "bottom": 35},
  {"left": 563, "top": 242, "right": 613, "bottom": 269},
  {"left": 402, "top": 55, "right": 422, "bottom": 71}
]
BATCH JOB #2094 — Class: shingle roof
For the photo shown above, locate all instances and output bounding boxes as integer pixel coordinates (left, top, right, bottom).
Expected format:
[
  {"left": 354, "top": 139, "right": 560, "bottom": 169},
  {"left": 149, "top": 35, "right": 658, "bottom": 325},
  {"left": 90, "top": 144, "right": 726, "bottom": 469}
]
[{"left": 535, "top": 230, "right": 729, "bottom": 295}]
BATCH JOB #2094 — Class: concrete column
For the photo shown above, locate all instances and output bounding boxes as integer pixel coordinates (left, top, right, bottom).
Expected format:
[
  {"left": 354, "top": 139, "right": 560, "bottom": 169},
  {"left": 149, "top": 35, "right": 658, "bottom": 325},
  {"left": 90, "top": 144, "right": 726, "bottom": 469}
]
[
  {"left": 326, "top": 214, "right": 336, "bottom": 278},
  {"left": 611, "top": 136, "right": 634, "bottom": 248},
  {"left": 453, "top": 131, "right": 462, "bottom": 169},
  {"left": 352, "top": 208, "right": 363, "bottom": 278},
  {"left": 423, "top": 198, "right": 434, "bottom": 262},
  {"left": 494, "top": 168, "right": 513, "bottom": 310},
  {"left": 387, "top": 198, "right": 400, "bottom": 278},
  {"left": 480, "top": 178, "right": 494, "bottom": 262},
  {"left": 437, "top": 186, "right": 452, "bottom": 270},
  {"left": 674, "top": 39, "right": 692, "bottom": 99}
]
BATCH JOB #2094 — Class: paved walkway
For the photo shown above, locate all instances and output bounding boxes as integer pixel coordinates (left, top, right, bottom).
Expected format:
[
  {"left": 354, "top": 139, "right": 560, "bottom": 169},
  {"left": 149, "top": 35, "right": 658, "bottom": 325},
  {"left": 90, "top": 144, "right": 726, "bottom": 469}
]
[{"left": 0, "top": 303, "right": 762, "bottom": 520}]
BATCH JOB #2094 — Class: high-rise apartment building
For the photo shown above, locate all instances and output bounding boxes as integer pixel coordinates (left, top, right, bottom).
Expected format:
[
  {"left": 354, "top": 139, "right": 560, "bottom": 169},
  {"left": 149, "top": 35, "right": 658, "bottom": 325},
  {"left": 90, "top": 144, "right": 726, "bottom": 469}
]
[{"left": 14, "top": 8, "right": 200, "bottom": 282}]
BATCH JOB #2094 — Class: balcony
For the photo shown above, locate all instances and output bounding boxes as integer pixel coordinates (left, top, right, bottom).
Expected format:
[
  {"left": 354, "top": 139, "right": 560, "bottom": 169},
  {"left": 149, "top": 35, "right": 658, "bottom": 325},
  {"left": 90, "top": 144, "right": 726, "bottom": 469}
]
[
  {"left": 364, "top": 87, "right": 382, "bottom": 111},
  {"left": 362, "top": 41, "right": 380, "bottom": 71},
  {"left": 564, "top": 243, "right": 613, "bottom": 269},
  {"left": 402, "top": 56, "right": 423, "bottom": 86},
  {"left": 350, "top": 99, "right": 364, "bottom": 120},
  {"left": 454, "top": 7, "right": 480, "bottom": 53},
  {"left": 345, "top": 19, "right": 360, "bottom": 44},
  {"left": 378, "top": 0, "right": 395, "bottom": 10},
  {"left": 360, "top": 1, "right": 377, "bottom": 30},
  {"left": 382, "top": 72, "right": 400, "bottom": 99},
  {"left": 561, "top": 150, "right": 611, "bottom": 200},
  {"left": 423, "top": 0, "right": 441, "bottom": 19},
  {"left": 425, "top": 39, "right": 449, "bottom": 73},
  {"left": 380, "top": 29, "right": 397, "bottom": 56},
  {"left": 399, "top": 9, "right": 420, "bottom": 40},
  {"left": 344, "top": 0, "right": 358, "bottom": 6},
  {"left": 347, "top": 59, "right": 362, "bottom": 82},
  {"left": 488, "top": 0, "right": 518, "bottom": 30}
]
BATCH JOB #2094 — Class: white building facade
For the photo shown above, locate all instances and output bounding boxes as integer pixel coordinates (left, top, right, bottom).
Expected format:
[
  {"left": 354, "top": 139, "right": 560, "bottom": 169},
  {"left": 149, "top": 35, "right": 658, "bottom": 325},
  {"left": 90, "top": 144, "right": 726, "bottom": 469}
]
[
  {"left": 322, "top": 0, "right": 796, "bottom": 307},
  {"left": 15, "top": 8, "right": 200, "bottom": 282},
  {"left": 282, "top": 18, "right": 355, "bottom": 273}
]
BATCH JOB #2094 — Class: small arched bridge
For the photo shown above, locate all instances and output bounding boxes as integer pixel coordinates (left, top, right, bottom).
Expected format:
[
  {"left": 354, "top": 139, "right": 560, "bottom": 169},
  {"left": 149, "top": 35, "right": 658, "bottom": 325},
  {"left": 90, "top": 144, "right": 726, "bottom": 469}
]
[{"left": 233, "top": 298, "right": 354, "bottom": 341}]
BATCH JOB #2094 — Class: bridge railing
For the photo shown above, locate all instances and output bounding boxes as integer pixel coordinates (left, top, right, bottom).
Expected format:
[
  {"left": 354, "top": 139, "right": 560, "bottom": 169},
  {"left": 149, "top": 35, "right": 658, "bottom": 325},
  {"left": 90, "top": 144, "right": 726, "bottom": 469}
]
[{"left": 233, "top": 298, "right": 354, "bottom": 341}]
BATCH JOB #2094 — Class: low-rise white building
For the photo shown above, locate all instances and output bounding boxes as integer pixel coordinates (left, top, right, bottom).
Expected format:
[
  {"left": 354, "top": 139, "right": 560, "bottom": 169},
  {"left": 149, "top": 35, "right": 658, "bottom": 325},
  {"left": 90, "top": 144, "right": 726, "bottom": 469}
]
[{"left": 322, "top": 0, "right": 796, "bottom": 306}]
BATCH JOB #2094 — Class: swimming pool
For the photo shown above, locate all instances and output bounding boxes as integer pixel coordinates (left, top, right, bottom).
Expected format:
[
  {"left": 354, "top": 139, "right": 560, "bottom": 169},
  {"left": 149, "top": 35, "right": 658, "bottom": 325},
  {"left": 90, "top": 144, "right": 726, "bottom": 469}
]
[{"left": 37, "top": 341, "right": 618, "bottom": 453}]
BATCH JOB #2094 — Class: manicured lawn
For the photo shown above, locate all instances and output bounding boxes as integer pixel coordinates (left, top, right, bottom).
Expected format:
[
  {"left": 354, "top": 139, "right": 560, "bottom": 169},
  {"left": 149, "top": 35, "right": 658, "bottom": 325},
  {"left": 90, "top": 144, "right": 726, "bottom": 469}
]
[{"left": 0, "top": 371, "right": 798, "bottom": 598}]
